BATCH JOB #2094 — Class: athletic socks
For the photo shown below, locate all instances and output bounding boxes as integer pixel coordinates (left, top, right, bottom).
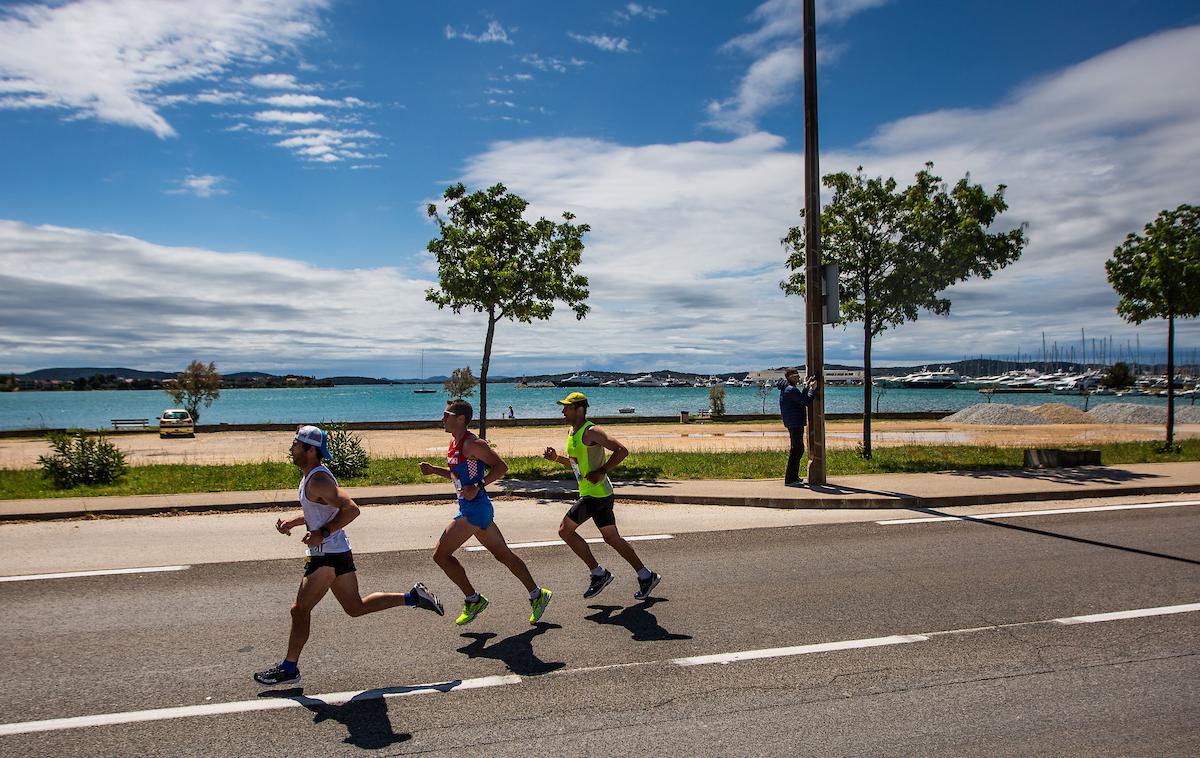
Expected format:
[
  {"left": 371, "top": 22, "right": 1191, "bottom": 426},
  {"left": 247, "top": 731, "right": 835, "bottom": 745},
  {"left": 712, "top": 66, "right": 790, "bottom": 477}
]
[
  {"left": 465, "top": 593, "right": 481, "bottom": 603},
  {"left": 637, "top": 567, "right": 652, "bottom": 581},
  {"left": 528, "top": 587, "right": 542, "bottom": 601},
  {"left": 403, "top": 590, "right": 417, "bottom": 606},
  {"left": 280, "top": 659, "right": 299, "bottom": 674},
  {"left": 590, "top": 565, "right": 608, "bottom": 577}
]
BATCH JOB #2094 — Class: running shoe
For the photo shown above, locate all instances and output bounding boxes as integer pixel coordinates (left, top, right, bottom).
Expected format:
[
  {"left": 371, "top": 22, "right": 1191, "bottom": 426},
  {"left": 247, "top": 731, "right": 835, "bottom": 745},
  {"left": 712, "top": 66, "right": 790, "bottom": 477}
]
[
  {"left": 411, "top": 582, "right": 444, "bottom": 616},
  {"left": 634, "top": 571, "right": 661, "bottom": 599},
  {"left": 253, "top": 663, "right": 301, "bottom": 687},
  {"left": 529, "top": 587, "right": 553, "bottom": 624},
  {"left": 583, "top": 569, "right": 614, "bottom": 599},
  {"left": 455, "top": 595, "right": 489, "bottom": 626}
]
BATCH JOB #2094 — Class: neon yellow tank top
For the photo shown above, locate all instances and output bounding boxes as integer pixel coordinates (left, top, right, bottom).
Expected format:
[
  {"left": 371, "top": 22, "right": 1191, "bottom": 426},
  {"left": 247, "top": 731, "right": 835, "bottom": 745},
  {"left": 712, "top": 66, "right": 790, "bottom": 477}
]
[{"left": 567, "top": 421, "right": 614, "bottom": 498}]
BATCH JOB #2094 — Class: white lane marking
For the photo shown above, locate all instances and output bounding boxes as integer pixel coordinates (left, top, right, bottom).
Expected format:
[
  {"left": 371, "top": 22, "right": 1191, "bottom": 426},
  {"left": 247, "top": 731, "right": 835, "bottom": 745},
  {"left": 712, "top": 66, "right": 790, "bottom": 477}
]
[
  {"left": 0, "top": 565, "right": 190, "bottom": 583},
  {"left": 466, "top": 534, "right": 674, "bottom": 552},
  {"left": 0, "top": 674, "right": 520, "bottom": 737},
  {"left": 1054, "top": 602, "right": 1200, "bottom": 625},
  {"left": 673, "top": 635, "right": 928, "bottom": 667},
  {"left": 4, "top": 601, "right": 1196, "bottom": 736},
  {"left": 877, "top": 500, "right": 1200, "bottom": 525}
]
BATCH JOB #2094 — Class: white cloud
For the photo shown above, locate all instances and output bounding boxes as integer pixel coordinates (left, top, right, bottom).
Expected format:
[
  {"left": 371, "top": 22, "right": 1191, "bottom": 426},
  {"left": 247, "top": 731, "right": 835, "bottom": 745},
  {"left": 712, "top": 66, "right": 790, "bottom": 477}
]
[
  {"left": 706, "top": 46, "right": 802, "bottom": 135},
  {"left": 165, "top": 174, "right": 229, "bottom": 199},
  {"left": 260, "top": 94, "right": 361, "bottom": 108},
  {"left": 520, "top": 54, "right": 587, "bottom": 74},
  {"left": 246, "top": 73, "right": 311, "bottom": 91},
  {"left": 615, "top": 4, "right": 667, "bottom": 22},
  {"left": 709, "top": 0, "right": 887, "bottom": 134},
  {"left": 0, "top": 0, "right": 330, "bottom": 138},
  {"left": 568, "top": 33, "right": 632, "bottom": 53},
  {"left": 253, "top": 109, "right": 327, "bottom": 124},
  {"left": 445, "top": 20, "right": 514, "bottom": 45},
  {"left": 0, "top": 219, "right": 456, "bottom": 372}
]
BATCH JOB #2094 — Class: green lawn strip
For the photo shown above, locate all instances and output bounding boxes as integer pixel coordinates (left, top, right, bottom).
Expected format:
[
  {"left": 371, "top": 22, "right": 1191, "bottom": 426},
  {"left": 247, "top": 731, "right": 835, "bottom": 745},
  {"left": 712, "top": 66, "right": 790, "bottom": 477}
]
[{"left": 1, "top": 440, "right": 1197, "bottom": 501}]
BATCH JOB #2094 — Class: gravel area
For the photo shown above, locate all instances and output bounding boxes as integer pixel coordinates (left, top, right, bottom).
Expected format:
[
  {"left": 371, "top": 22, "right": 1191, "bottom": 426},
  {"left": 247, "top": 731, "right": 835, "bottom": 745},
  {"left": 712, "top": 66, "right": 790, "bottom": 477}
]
[
  {"left": 1030, "top": 403, "right": 1092, "bottom": 424},
  {"left": 1087, "top": 403, "right": 1168, "bottom": 424},
  {"left": 942, "top": 404, "right": 1049, "bottom": 425}
]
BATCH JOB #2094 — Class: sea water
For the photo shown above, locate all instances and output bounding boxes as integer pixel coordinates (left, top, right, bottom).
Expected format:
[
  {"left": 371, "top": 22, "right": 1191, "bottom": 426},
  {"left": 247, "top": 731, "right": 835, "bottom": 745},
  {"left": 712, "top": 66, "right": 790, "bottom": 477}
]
[{"left": 0, "top": 383, "right": 1175, "bottom": 431}]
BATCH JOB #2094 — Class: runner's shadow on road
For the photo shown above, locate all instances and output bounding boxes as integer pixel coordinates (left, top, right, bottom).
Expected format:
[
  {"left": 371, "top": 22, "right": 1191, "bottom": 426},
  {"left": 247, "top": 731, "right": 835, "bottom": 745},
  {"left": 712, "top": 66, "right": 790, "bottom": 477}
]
[
  {"left": 586, "top": 598, "right": 693, "bottom": 642},
  {"left": 258, "top": 684, "right": 460, "bottom": 749},
  {"left": 457, "top": 622, "right": 565, "bottom": 676},
  {"left": 909, "top": 507, "right": 1200, "bottom": 566}
]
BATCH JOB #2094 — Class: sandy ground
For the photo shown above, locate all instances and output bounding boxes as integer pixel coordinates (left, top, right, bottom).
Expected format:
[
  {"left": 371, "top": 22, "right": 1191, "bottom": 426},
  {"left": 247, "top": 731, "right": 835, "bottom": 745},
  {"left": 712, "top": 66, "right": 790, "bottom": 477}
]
[{"left": 2, "top": 418, "right": 1197, "bottom": 468}]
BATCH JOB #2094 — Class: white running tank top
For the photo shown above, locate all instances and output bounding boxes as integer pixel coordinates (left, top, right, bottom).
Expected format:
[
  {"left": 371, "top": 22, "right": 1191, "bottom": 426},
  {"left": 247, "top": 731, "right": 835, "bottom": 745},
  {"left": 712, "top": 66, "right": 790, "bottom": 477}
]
[{"left": 299, "top": 464, "right": 351, "bottom": 556}]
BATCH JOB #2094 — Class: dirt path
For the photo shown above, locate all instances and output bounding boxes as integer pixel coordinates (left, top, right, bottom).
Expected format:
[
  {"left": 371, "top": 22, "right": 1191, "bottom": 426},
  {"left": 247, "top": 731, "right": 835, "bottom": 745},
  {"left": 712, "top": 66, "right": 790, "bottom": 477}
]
[{"left": 2, "top": 419, "right": 1195, "bottom": 469}]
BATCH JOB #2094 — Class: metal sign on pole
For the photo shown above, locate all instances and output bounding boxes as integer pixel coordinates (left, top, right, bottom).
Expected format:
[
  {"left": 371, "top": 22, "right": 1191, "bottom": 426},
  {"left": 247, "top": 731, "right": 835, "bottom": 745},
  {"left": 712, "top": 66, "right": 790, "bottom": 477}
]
[{"left": 802, "top": 0, "right": 827, "bottom": 486}]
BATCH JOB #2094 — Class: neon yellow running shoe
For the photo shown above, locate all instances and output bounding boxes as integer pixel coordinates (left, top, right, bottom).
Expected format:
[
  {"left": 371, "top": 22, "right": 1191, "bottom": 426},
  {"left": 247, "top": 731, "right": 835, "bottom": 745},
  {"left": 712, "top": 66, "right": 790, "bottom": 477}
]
[
  {"left": 455, "top": 595, "right": 489, "bottom": 626},
  {"left": 529, "top": 588, "right": 552, "bottom": 624}
]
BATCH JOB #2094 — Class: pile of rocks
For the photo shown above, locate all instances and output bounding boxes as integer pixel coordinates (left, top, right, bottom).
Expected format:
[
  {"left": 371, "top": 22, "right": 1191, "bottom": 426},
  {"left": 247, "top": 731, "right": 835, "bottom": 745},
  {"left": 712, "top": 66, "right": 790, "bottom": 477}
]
[
  {"left": 942, "top": 404, "right": 1048, "bottom": 425},
  {"left": 944, "top": 402, "right": 1200, "bottom": 425},
  {"left": 1029, "top": 403, "right": 1091, "bottom": 424}
]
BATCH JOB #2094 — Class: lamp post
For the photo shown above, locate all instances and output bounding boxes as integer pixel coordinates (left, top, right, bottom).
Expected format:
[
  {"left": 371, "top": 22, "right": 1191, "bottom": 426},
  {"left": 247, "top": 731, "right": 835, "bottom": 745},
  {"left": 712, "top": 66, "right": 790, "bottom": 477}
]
[{"left": 802, "top": 0, "right": 827, "bottom": 485}]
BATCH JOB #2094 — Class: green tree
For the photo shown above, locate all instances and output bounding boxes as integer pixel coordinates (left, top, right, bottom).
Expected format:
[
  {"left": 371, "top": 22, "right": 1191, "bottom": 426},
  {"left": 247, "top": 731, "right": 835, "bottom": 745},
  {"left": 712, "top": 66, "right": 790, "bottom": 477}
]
[
  {"left": 1105, "top": 204, "right": 1200, "bottom": 447},
  {"left": 708, "top": 385, "right": 726, "bottom": 418},
  {"left": 164, "top": 360, "right": 221, "bottom": 424},
  {"left": 1100, "top": 361, "right": 1135, "bottom": 389},
  {"left": 783, "top": 163, "right": 1027, "bottom": 457},
  {"left": 426, "top": 182, "right": 590, "bottom": 438},
  {"left": 443, "top": 366, "right": 479, "bottom": 400}
]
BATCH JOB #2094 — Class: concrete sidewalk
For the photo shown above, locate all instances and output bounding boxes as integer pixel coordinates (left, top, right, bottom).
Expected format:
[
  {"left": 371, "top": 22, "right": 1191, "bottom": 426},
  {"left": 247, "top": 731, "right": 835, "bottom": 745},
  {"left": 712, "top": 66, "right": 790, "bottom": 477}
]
[{"left": 2, "top": 461, "right": 1198, "bottom": 521}]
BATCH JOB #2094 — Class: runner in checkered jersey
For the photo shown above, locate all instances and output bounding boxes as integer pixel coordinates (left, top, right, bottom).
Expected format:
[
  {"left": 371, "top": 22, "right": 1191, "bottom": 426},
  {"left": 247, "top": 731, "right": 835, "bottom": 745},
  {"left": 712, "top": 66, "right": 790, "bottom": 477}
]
[{"left": 419, "top": 399, "right": 552, "bottom": 626}]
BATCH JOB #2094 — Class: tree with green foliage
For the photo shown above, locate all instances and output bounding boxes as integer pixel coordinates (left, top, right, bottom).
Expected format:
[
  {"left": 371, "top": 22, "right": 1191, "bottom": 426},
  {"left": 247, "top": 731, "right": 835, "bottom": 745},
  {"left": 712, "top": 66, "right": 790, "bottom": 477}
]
[
  {"left": 443, "top": 366, "right": 479, "bottom": 400},
  {"left": 708, "top": 385, "right": 726, "bottom": 418},
  {"left": 426, "top": 182, "right": 590, "bottom": 438},
  {"left": 1105, "top": 204, "right": 1200, "bottom": 447},
  {"left": 164, "top": 360, "right": 221, "bottom": 424},
  {"left": 783, "top": 163, "right": 1027, "bottom": 458},
  {"left": 1100, "top": 361, "right": 1135, "bottom": 389}
]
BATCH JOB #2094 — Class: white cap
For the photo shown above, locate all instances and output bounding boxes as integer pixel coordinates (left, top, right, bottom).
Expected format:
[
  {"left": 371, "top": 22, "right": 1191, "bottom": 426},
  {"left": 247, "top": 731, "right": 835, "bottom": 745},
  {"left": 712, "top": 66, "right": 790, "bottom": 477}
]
[{"left": 295, "top": 425, "right": 332, "bottom": 460}]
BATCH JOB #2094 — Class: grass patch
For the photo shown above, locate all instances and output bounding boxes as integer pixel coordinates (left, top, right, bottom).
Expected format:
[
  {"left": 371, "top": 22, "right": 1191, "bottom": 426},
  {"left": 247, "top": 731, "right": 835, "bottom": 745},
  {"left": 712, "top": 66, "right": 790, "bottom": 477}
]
[{"left": 1, "top": 440, "right": 1197, "bottom": 501}]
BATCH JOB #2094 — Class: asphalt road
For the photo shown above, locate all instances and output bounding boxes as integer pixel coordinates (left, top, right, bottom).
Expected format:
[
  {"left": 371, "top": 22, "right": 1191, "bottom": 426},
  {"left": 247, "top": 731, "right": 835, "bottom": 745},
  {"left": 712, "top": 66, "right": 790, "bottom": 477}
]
[{"left": 1, "top": 501, "right": 1198, "bottom": 756}]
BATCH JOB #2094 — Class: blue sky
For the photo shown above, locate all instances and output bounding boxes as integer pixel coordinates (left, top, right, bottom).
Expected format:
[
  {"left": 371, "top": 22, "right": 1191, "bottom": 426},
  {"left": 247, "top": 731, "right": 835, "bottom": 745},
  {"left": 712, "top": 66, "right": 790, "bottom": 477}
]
[{"left": 2, "top": 0, "right": 1199, "bottom": 378}]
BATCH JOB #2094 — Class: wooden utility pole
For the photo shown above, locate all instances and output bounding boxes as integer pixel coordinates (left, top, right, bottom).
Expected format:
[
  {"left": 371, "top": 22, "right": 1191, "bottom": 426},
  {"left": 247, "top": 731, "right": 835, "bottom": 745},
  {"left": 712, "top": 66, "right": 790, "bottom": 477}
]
[{"left": 802, "top": 0, "right": 827, "bottom": 485}]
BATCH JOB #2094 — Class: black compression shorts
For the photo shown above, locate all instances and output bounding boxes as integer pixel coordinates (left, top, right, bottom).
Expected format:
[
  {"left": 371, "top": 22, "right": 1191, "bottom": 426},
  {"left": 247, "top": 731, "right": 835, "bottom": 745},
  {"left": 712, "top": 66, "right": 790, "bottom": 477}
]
[
  {"left": 303, "top": 550, "right": 356, "bottom": 577},
  {"left": 566, "top": 494, "right": 617, "bottom": 529}
]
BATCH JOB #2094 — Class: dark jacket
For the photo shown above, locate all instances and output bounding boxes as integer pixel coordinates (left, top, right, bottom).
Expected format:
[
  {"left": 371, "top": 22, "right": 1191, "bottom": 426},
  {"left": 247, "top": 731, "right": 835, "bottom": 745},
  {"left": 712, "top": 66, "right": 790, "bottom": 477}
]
[{"left": 774, "top": 378, "right": 816, "bottom": 429}]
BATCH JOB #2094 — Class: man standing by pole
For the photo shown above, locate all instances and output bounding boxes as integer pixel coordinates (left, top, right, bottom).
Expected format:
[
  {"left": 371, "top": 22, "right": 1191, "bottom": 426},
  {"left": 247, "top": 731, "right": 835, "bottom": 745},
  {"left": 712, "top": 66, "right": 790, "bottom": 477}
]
[
  {"left": 802, "top": 0, "right": 827, "bottom": 485},
  {"left": 774, "top": 369, "right": 820, "bottom": 485}
]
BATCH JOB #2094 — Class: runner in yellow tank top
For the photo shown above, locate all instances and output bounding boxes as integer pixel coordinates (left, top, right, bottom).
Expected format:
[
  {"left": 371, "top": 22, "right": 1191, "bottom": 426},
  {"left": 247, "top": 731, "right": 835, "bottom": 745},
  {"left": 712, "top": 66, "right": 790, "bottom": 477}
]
[{"left": 543, "top": 392, "right": 662, "bottom": 600}]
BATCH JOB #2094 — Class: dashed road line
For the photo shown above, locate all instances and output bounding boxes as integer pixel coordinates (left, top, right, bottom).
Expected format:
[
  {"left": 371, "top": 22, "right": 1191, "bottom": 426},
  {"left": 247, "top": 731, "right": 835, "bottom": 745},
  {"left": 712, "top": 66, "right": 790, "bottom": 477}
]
[
  {"left": 0, "top": 674, "right": 521, "bottom": 737},
  {"left": 0, "top": 565, "right": 190, "bottom": 583},
  {"left": 877, "top": 500, "right": 1200, "bottom": 525}
]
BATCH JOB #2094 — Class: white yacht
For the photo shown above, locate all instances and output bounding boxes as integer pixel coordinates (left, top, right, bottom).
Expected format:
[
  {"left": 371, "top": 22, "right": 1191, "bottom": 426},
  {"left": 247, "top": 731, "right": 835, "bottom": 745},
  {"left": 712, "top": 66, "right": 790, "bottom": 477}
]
[
  {"left": 900, "top": 367, "right": 964, "bottom": 389},
  {"left": 554, "top": 373, "right": 602, "bottom": 387},
  {"left": 628, "top": 374, "right": 664, "bottom": 387}
]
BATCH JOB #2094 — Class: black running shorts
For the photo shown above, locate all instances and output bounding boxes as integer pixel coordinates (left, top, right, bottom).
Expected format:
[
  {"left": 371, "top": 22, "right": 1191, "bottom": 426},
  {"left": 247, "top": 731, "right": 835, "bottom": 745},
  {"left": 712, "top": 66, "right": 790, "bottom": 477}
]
[
  {"left": 303, "top": 550, "right": 357, "bottom": 577},
  {"left": 566, "top": 494, "right": 617, "bottom": 529}
]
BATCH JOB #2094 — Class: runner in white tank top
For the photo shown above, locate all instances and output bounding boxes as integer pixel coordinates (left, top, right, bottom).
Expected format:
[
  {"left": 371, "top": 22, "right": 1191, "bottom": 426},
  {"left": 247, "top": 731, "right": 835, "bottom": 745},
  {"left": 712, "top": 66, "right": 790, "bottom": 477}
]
[{"left": 253, "top": 425, "right": 445, "bottom": 688}]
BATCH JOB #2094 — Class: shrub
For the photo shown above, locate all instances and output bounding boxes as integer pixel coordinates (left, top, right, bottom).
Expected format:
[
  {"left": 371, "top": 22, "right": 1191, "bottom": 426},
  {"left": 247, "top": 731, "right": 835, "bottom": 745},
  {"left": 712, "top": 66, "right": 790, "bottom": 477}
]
[
  {"left": 38, "top": 433, "right": 129, "bottom": 489},
  {"left": 324, "top": 423, "right": 370, "bottom": 478}
]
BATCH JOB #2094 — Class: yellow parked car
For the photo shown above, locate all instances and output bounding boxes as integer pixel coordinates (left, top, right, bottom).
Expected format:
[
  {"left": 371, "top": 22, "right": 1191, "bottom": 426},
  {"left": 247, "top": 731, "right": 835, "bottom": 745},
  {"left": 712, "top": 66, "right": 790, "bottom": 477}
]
[{"left": 158, "top": 409, "right": 194, "bottom": 438}]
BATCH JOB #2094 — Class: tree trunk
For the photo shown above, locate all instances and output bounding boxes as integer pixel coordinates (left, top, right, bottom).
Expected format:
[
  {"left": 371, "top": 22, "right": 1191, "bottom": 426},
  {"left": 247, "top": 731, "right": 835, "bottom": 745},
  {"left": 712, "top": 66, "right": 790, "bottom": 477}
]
[
  {"left": 479, "top": 311, "right": 496, "bottom": 439},
  {"left": 862, "top": 323, "right": 873, "bottom": 459},
  {"left": 1166, "top": 309, "right": 1175, "bottom": 447}
]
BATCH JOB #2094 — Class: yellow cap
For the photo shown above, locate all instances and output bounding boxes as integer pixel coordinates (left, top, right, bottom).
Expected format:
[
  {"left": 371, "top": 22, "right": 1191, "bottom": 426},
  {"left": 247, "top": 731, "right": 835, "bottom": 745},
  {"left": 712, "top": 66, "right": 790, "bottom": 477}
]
[{"left": 556, "top": 391, "right": 589, "bottom": 405}]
